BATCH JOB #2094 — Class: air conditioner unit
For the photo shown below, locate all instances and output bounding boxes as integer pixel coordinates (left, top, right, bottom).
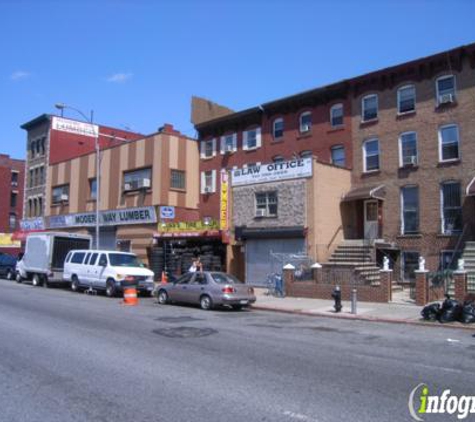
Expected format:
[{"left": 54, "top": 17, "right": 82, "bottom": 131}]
[
  {"left": 256, "top": 209, "right": 267, "bottom": 218},
  {"left": 204, "top": 186, "right": 212, "bottom": 194},
  {"left": 124, "top": 183, "right": 132, "bottom": 191},
  {"left": 138, "top": 178, "right": 151, "bottom": 189},
  {"left": 301, "top": 124, "right": 310, "bottom": 133},
  {"left": 224, "top": 144, "right": 234, "bottom": 153},
  {"left": 439, "top": 93, "right": 454, "bottom": 105},
  {"left": 60, "top": 193, "right": 69, "bottom": 202},
  {"left": 403, "top": 155, "right": 418, "bottom": 166}
]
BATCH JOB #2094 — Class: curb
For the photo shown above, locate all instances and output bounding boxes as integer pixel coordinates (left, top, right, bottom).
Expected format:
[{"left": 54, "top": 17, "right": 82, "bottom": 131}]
[{"left": 251, "top": 305, "right": 475, "bottom": 331}]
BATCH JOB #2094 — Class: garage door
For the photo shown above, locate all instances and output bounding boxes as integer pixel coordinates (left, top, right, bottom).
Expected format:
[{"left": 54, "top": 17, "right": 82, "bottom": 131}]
[
  {"left": 89, "top": 227, "right": 117, "bottom": 250},
  {"left": 245, "top": 238, "right": 305, "bottom": 286}
]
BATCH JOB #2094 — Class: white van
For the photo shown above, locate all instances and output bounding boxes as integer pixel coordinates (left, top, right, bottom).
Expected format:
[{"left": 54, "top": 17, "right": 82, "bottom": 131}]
[{"left": 63, "top": 250, "right": 154, "bottom": 297}]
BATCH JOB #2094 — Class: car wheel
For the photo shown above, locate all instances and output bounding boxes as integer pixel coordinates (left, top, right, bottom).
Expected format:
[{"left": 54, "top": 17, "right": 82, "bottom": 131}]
[
  {"left": 200, "top": 295, "right": 213, "bottom": 311},
  {"left": 32, "top": 274, "right": 42, "bottom": 287},
  {"left": 105, "top": 280, "right": 116, "bottom": 298},
  {"left": 157, "top": 290, "right": 169, "bottom": 305},
  {"left": 6, "top": 269, "right": 13, "bottom": 280},
  {"left": 16, "top": 272, "right": 23, "bottom": 284},
  {"left": 71, "top": 276, "right": 80, "bottom": 292}
]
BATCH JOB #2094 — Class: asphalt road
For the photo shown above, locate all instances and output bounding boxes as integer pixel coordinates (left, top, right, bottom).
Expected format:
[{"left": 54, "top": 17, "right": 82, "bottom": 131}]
[{"left": 0, "top": 278, "right": 473, "bottom": 422}]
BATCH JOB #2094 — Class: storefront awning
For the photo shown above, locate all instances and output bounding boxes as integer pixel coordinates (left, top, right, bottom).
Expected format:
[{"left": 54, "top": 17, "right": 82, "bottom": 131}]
[
  {"left": 154, "top": 230, "right": 222, "bottom": 239},
  {"left": 342, "top": 184, "right": 386, "bottom": 202},
  {"left": 236, "top": 226, "right": 306, "bottom": 240},
  {"left": 466, "top": 176, "right": 475, "bottom": 196}
]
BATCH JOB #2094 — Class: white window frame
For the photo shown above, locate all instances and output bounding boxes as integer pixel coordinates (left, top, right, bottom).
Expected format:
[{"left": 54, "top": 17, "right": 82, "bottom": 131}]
[
  {"left": 331, "top": 145, "right": 345, "bottom": 167},
  {"left": 440, "top": 181, "right": 462, "bottom": 234},
  {"left": 330, "top": 103, "right": 344, "bottom": 127},
  {"left": 220, "top": 133, "right": 237, "bottom": 154},
  {"left": 243, "top": 127, "right": 261, "bottom": 151},
  {"left": 273, "top": 118, "right": 284, "bottom": 139},
  {"left": 300, "top": 150, "right": 313, "bottom": 159},
  {"left": 255, "top": 191, "right": 278, "bottom": 218},
  {"left": 272, "top": 155, "right": 284, "bottom": 163},
  {"left": 200, "top": 170, "right": 216, "bottom": 194},
  {"left": 438, "top": 124, "right": 460, "bottom": 162},
  {"left": 299, "top": 111, "right": 312, "bottom": 133},
  {"left": 436, "top": 74, "right": 456, "bottom": 105},
  {"left": 200, "top": 138, "right": 216, "bottom": 159},
  {"left": 400, "top": 185, "right": 419, "bottom": 235},
  {"left": 398, "top": 131, "right": 418, "bottom": 167},
  {"left": 397, "top": 85, "right": 416, "bottom": 114},
  {"left": 362, "top": 138, "right": 380, "bottom": 173},
  {"left": 361, "top": 94, "right": 378, "bottom": 122}
]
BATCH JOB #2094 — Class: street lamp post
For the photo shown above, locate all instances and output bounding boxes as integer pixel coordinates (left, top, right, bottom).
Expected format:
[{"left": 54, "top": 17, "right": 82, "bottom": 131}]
[{"left": 54, "top": 103, "right": 101, "bottom": 249}]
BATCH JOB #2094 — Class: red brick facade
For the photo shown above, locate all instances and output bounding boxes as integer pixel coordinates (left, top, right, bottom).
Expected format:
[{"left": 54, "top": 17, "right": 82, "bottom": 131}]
[{"left": 0, "top": 154, "right": 25, "bottom": 233}]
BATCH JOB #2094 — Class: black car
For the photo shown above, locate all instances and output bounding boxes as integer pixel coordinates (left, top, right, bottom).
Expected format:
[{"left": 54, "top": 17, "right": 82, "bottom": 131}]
[{"left": 0, "top": 254, "right": 17, "bottom": 280}]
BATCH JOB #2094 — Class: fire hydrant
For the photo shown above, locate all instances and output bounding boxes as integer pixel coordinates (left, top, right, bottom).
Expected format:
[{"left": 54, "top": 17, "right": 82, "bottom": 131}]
[{"left": 332, "top": 286, "right": 342, "bottom": 313}]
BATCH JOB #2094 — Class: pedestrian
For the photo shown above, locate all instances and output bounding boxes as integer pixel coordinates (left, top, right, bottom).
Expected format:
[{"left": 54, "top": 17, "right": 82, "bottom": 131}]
[{"left": 188, "top": 257, "right": 203, "bottom": 273}]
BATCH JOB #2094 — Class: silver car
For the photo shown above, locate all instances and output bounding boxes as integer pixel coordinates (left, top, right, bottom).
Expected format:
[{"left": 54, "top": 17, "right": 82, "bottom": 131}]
[{"left": 154, "top": 271, "right": 256, "bottom": 310}]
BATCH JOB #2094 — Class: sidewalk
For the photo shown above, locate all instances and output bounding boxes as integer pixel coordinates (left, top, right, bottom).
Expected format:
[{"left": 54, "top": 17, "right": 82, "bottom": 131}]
[{"left": 251, "top": 290, "right": 472, "bottom": 330}]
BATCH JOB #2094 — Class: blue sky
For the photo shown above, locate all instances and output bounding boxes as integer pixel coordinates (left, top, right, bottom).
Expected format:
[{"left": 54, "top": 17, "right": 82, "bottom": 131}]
[{"left": 1, "top": 0, "right": 474, "bottom": 160}]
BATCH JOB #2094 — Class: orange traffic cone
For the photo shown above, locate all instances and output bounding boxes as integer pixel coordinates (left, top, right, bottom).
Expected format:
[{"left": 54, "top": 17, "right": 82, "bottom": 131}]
[
  {"left": 123, "top": 287, "right": 138, "bottom": 306},
  {"left": 161, "top": 271, "right": 168, "bottom": 284}
]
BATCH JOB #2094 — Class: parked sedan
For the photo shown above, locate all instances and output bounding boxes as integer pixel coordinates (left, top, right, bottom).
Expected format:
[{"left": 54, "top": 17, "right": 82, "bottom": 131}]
[
  {"left": 0, "top": 254, "right": 17, "bottom": 280},
  {"left": 154, "top": 271, "right": 256, "bottom": 310}
]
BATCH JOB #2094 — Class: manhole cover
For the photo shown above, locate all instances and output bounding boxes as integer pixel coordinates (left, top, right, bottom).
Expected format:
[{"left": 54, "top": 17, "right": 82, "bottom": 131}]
[
  {"left": 152, "top": 327, "right": 218, "bottom": 338},
  {"left": 154, "top": 316, "right": 202, "bottom": 323}
]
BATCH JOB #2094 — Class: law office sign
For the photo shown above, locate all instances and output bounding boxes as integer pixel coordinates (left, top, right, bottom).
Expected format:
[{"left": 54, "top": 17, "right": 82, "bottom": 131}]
[{"left": 231, "top": 158, "right": 312, "bottom": 187}]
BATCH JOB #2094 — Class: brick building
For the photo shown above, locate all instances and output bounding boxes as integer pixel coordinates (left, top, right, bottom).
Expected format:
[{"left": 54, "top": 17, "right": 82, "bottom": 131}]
[
  {"left": 346, "top": 42, "right": 475, "bottom": 283},
  {"left": 20, "top": 114, "right": 143, "bottom": 232},
  {"left": 0, "top": 154, "right": 24, "bottom": 254}
]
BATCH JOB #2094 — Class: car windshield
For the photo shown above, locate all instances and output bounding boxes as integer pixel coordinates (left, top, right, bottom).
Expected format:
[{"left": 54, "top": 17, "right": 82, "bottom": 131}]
[
  {"left": 210, "top": 272, "right": 244, "bottom": 284},
  {"left": 108, "top": 253, "right": 142, "bottom": 267}
]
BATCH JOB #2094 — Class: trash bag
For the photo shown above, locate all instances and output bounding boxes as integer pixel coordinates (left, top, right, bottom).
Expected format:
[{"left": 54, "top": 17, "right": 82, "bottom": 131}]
[
  {"left": 460, "top": 301, "right": 475, "bottom": 324},
  {"left": 439, "top": 297, "right": 463, "bottom": 323},
  {"left": 421, "top": 303, "right": 440, "bottom": 321}
]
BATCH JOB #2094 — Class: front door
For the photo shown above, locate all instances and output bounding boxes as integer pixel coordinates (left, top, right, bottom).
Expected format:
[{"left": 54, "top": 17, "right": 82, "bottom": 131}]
[{"left": 364, "top": 200, "right": 379, "bottom": 240}]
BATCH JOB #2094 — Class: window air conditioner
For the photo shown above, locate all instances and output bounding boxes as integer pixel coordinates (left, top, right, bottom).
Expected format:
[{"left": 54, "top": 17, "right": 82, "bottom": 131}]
[
  {"left": 439, "top": 93, "right": 454, "bottom": 105},
  {"left": 60, "top": 194, "right": 69, "bottom": 202},
  {"left": 124, "top": 183, "right": 132, "bottom": 191},
  {"left": 225, "top": 144, "right": 234, "bottom": 153},
  {"left": 301, "top": 124, "right": 310, "bottom": 132},
  {"left": 403, "top": 155, "right": 418, "bottom": 166},
  {"left": 256, "top": 209, "right": 267, "bottom": 218},
  {"left": 204, "top": 186, "right": 212, "bottom": 194},
  {"left": 138, "top": 178, "right": 151, "bottom": 189}
]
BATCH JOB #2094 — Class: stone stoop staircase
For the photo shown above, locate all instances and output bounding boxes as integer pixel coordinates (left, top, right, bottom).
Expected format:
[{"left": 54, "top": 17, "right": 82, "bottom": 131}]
[{"left": 323, "top": 239, "right": 381, "bottom": 285}]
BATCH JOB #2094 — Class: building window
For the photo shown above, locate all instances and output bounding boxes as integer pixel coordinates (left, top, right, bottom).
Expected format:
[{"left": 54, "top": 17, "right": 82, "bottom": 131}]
[
  {"left": 123, "top": 167, "right": 152, "bottom": 191},
  {"left": 220, "top": 133, "right": 236, "bottom": 154},
  {"left": 38, "top": 197, "right": 43, "bottom": 215},
  {"left": 330, "top": 104, "right": 344, "bottom": 127},
  {"left": 299, "top": 112, "right": 312, "bottom": 133},
  {"left": 89, "top": 178, "right": 97, "bottom": 200},
  {"left": 243, "top": 128, "right": 261, "bottom": 150},
  {"left": 363, "top": 139, "right": 380, "bottom": 172},
  {"left": 28, "top": 199, "right": 32, "bottom": 217},
  {"left": 9, "top": 213, "right": 16, "bottom": 231},
  {"left": 273, "top": 118, "right": 284, "bottom": 139},
  {"left": 10, "top": 192, "right": 17, "bottom": 208},
  {"left": 440, "top": 250, "right": 462, "bottom": 271},
  {"left": 436, "top": 75, "right": 456, "bottom": 105},
  {"left": 255, "top": 191, "right": 278, "bottom": 217},
  {"left": 300, "top": 150, "right": 313, "bottom": 159},
  {"left": 40, "top": 137, "right": 46, "bottom": 155},
  {"left": 170, "top": 169, "right": 186, "bottom": 190},
  {"left": 201, "top": 170, "right": 216, "bottom": 194},
  {"left": 39, "top": 166, "right": 45, "bottom": 185},
  {"left": 11, "top": 171, "right": 18, "bottom": 187},
  {"left": 362, "top": 94, "right": 378, "bottom": 121},
  {"left": 331, "top": 145, "right": 345, "bottom": 167},
  {"left": 200, "top": 139, "right": 216, "bottom": 158},
  {"left": 439, "top": 124, "right": 459, "bottom": 162},
  {"left": 29, "top": 169, "right": 34, "bottom": 187},
  {"left": 402, "top": 251, "right": 419, "bottom": 282},
  {"left": 401, "top": 186, "right": 419, "bottom": 234},
  {"left": 399, "top": 132, "right": 418, "bottom": 166},
  {"left": 397, "top": 85, "right": 416, "bottom": 114},
  {"left": 52, "top": 185, "right": 70, "bottom": 204},
  {"left": 272, "top": 155, "right": 284, "bottom": 163},
  {"left": 441, "top": 181, "right": 462, "bottom": 234}
]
